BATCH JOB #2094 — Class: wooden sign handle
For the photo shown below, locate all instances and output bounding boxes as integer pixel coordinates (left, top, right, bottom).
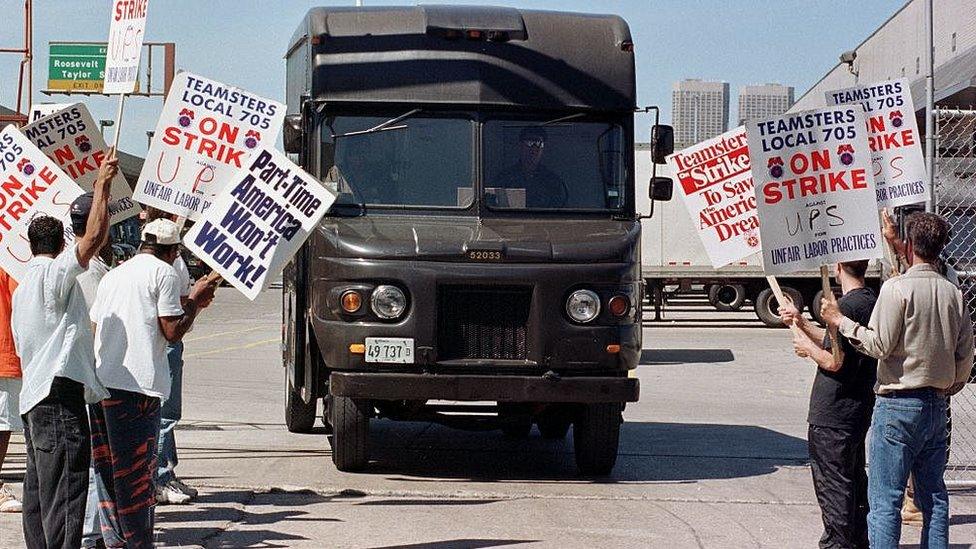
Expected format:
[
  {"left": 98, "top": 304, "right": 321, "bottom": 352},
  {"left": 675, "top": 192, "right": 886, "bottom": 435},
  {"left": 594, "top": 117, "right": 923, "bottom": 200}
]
[
  {"left": 819, "top": 265, "right": 843, "bottom": 366},
  {"left": 765, "top": 275, "right": 803, "bottom": 337}
]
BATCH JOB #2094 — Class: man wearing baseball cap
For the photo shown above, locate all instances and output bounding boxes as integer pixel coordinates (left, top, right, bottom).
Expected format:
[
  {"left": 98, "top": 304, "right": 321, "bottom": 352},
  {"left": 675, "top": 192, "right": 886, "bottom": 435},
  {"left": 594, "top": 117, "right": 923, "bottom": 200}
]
[{"left": 88, "top": 217, "right": 216, "bottom": 548}]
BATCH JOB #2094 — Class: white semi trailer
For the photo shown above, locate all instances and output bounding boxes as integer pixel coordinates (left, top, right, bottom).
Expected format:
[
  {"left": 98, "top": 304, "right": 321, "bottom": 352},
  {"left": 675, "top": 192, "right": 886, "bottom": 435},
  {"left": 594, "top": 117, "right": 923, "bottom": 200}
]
[{"left": 636, "top": 143, "right": 880, "bottom": 327}]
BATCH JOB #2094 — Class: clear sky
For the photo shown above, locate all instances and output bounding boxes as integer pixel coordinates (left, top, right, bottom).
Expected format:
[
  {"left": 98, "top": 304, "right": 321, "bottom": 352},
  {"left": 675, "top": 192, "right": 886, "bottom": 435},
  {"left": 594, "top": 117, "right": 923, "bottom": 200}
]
[{"left": 0, "top": 0, "right": 903, "bottom": 155}]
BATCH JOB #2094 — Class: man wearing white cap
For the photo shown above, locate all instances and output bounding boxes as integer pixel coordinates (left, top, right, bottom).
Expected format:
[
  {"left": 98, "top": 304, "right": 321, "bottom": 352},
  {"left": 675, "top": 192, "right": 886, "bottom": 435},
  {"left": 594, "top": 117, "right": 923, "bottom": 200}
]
[{"left": 88, "top": 218, "right": 216, "bottom": 548}]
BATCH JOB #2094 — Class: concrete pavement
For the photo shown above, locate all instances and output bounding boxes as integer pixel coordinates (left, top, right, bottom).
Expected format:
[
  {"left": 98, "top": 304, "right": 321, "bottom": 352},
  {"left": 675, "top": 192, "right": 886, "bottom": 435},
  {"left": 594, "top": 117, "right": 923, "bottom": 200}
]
[{"left": 2, "top": 290, "right": 975, "bottom": 548}]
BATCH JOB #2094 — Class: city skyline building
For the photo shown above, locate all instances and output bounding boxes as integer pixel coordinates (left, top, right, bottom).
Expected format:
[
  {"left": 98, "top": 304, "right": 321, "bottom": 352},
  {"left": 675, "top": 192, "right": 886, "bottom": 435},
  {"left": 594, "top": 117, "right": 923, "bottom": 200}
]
[
  {"left": 738, "top": 83, "right": 794, "bottom": 125},
  {"left": 672, "top": 79, "right": 730, "bottom": 149}
]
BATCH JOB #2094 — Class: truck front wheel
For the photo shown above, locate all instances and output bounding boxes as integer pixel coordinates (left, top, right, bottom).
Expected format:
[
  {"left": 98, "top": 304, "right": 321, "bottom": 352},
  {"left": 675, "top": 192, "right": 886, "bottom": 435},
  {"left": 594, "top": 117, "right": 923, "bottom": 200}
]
[
  {"left": 329, "top": 395, "right": 370, "bottom": 471},
  {"left": 573, "top": 403, "right": 622, "bottom": 475},
  {"left": 754, "top": 286, "right": 804, "bottom": 328},
  {"left": 285, "top": 381, "right": 317, "bottom": 434}
]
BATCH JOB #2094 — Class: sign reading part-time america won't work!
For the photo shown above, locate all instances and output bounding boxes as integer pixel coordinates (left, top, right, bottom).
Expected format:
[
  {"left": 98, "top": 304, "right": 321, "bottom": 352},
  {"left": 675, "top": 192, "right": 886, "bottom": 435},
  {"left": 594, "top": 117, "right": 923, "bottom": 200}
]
[
  {"left": 134, "top": 72, "right": 286, "bottom": 220},
  {"left": 826, "top": 78, "right": 927, "bottom": 208},
  {"left": 183, "top": 146, "right": 336, "bottom": 300},
  {"left": 0, "top": 127, "right": 85, "bottom": 281},
  {"left": 22, "top": 103, "right": 138, "bottom": 224},
  {"left": 666, "top": 126, "right": 761, "bottom": 268},
  {"left": 746, "top": 106, "right": 882, "bottom": 275}
]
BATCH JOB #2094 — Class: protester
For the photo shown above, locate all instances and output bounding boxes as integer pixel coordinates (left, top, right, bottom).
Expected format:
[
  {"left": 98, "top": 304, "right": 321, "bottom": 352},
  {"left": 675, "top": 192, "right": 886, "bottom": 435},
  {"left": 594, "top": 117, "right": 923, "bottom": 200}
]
[
  {"left": 822, "top": 212, "right": 975, "bottom": 547},
  {"left": 88, "top": 218, "right": 216, "bottom": 548},
  {"left": 11, "top": 153, "right": 117, "bottom": 548},
  {"left": 0, "top": 267, "right": 22, "bottom": 514},
  {"left": 144, "top": 208, "right": 198, "bottom": 505},
  {"left": 780, "top": 260, "right": 876, "bottom": 548}
]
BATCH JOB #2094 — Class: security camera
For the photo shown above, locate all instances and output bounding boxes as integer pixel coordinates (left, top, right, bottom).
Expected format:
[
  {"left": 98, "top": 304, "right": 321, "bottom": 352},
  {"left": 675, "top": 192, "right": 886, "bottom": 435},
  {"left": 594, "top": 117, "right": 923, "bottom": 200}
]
[{"left": 839, "top": 50, "right": 857, "bottom": 65}]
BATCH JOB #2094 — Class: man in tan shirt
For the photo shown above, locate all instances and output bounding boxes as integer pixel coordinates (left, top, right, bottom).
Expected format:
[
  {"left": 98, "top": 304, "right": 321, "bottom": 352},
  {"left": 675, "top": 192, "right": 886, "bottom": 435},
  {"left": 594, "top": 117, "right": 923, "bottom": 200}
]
[{"left": 822, "top": 212, "right": 974, "bottom": 547}]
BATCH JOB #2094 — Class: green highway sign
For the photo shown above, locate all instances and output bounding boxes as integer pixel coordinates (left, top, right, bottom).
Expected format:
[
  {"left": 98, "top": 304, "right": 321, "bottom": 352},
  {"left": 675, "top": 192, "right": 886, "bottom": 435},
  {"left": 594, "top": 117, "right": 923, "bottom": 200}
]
[{"left": 48, "top": 43, "right": 107, "bottom": 92}]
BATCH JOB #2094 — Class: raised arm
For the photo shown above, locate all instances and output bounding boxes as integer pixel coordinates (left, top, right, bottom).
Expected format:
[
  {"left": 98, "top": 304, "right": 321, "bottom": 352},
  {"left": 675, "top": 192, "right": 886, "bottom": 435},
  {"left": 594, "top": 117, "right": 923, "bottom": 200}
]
[
  {"left": 159, "top": 277, "right": 216, "bottom": 342},
  {"left": 76, "top": 150, "right": 118, "bottom": 268}
]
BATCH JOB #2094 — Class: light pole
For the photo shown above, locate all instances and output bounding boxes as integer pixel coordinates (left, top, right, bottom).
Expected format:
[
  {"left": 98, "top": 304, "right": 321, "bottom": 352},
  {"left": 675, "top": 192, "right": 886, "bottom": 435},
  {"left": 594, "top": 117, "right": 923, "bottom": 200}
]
[
  {"left": 146, "top": 130, "right": 154, "bottom": 150},
  {"left": 99, "top": 119, "right": 114, "bottom": 137}
]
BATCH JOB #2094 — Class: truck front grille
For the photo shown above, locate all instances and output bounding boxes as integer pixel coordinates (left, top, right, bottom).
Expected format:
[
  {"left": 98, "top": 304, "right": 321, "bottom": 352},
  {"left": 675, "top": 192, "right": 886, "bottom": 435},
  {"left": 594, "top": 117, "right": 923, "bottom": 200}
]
[{"left": 437, "top": 286, "right": 531, "bottom": 361}]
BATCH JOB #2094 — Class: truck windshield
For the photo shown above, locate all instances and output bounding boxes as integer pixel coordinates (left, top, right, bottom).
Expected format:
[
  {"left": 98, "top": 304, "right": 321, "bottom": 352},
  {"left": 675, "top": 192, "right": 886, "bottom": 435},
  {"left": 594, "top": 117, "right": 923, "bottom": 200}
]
[
  {"left": 483, "top": 117, "right": 626, "bottom": 211},
  {"left": 322, "top": 114, "right": 474, "bottom": 208}
]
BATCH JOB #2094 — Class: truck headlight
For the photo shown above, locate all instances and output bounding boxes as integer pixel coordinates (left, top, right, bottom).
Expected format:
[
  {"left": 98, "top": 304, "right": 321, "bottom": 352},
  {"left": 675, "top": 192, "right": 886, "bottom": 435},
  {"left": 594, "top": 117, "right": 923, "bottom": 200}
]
[
  {"left": 566, "top": 289, "right": 600, "bottom": 323},
  {"left": 371, "top": 285, "right": 407, "bottom": 320}
]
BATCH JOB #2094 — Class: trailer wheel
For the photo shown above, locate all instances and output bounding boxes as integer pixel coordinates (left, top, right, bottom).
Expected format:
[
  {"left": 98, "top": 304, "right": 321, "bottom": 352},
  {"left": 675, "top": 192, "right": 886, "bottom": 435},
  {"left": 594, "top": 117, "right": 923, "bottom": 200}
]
[
  {"left": 810, "top": 290, "right": 828, "bottom": 326},
  {"left": 708, "top": 284, "right": 746, "bottom": 311},
  {"left": 285, "top": 378, "right": 317, "bottom": 434},
  {"left": 755, "top": 286, "right": 804, "bottom": 328},
  {"left": 329, "top": 395, "right": 370, "bottom": 471},
  {"left": 573, "top": 403, "right": 622, "bottom": 476}
]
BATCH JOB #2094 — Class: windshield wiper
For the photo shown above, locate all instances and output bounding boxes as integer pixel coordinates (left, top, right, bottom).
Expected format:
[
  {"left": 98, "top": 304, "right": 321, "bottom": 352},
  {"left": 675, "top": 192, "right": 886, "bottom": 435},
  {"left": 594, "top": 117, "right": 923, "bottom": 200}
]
[
  {"left": 331, "top": 109, "right": 422, "bottom": 138},
  {"left": 541, "top": 113, "right": 586, "bottom": 126}
]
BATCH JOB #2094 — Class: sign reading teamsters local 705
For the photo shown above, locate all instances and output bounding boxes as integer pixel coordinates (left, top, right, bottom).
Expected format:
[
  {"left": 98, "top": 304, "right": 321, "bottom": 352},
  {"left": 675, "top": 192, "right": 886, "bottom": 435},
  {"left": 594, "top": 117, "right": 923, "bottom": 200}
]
[
  {"left": 183, "top": 146, "right": 336, "bottom": 300},
  {"left": 665, "top": 126, "right": 761, "bottom": 268},
  {"left": 825, "top": 78, "right": 928, "bottom": 209},
  {"left": 746, "top": 105, "right": 882, "bottom": 276},
  {"left": 134, "top": 72, "right": 285, "bottom": 220}
]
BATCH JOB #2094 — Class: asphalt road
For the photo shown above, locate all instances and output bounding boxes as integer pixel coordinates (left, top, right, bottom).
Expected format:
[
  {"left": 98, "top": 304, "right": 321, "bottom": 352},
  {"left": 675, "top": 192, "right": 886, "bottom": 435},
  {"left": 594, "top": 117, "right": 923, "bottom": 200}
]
[{"left": 2, "top": 291, "right": 975, "bottom": 548}]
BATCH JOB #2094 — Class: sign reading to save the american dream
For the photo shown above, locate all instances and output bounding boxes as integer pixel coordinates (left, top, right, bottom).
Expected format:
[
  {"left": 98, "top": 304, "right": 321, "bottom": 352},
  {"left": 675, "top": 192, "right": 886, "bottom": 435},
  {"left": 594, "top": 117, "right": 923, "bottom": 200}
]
[
  {"left": 826, "top": 78, "right": 928, "bottom": 208},
  {"left": 666, "top": 126, "right": 760, "bottom": 268},
  {"left": 0, "top": 126, "right": 85, "bottom": 281},
  {"left": 103, "top": 0, "right": 149, "bottom": 95},
  {"left": 183, "top": 146, "right": 336, "bottom": 300},
  {"left": 746, "top": 106, "right": 882, "bottom": 275},
  {"left": 22, "top": 103, "right": 138, "bottom": 224},
  {"left": 134, "top": 72, "right": 285, "bottom": 220}
]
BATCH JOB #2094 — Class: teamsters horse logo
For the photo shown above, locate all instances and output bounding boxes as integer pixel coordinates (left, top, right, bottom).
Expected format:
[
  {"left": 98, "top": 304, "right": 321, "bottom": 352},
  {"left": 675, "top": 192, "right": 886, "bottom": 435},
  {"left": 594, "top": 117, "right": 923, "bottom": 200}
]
[
  {"left": 75, "top": 135, "right": 92, "bottom": 153},
  {"left": 746, "top": 232, "right": 759, "bottom": 248},
  {"left": 767, "top": 157, "right": 784, "bottom": 178},
  {"left": 890, "top": 110, "right": 904, "bottom": 128},
  {"left": 244, "top": 130, "right": 261, "bottom": 149},
  {"left": 837, "top": 144, "right": 855, "bottom": 166},
  {"left": 17, "top": 158, "right": 34, "bottom": 176},
  {"left": 178, "top": 108, "right": 195, "bottom": 128}
]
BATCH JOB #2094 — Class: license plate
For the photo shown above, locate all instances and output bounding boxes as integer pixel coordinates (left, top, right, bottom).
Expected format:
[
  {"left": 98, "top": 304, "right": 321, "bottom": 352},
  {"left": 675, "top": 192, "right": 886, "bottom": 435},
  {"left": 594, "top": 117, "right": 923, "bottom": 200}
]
[{"left": 364, "top": 337, "right": 414, "bottom": 364}]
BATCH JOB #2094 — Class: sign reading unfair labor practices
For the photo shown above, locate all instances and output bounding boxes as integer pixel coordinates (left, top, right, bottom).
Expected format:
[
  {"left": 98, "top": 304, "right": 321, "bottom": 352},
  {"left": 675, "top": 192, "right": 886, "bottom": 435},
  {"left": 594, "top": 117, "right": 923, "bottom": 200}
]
[
  {"left": 183, "top": 146, "right": 336, "bottom": 300},
  {"left": 0, "top": 127, "right": 85, "bottom": 281},
  {"left": 746, "top": 106, "right": 882, "bottom": 275},
  {"left": 104, "top": 0, "right": 149, "bottom": 94},
  {"left": 134, "top": 72, "right": 286, "bottom": 220},
  {"left": 826, "top": 79, "right": 927, "bottom": 208},
  {"left": 666, "top": 127, "right": 760, "bottom": 267},
  {"left": 22, "top": 104, "right": 138, "bottom": 224}
]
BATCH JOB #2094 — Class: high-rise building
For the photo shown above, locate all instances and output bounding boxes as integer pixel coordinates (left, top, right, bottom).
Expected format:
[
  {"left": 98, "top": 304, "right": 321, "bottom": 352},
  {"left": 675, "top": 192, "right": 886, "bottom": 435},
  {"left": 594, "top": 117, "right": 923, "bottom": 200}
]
[
  {"left": 672, "top": 79, "right": 730, "bottom": 149},
  {"left": 738, "top": 84, "right": 794, "bottom": 125}
]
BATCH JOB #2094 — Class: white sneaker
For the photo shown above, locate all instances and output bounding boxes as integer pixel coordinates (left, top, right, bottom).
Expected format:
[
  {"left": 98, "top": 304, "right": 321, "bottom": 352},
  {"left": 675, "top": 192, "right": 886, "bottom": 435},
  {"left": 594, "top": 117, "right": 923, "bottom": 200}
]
[
  {"left": 155, "top": 482, "right": 191, "bottom": 505},
  {"left": 171, "top": 478, "right": 198, "bottom": 498},
  {"left": 0, "top": 484, "right": 22, "bottom": 513}
]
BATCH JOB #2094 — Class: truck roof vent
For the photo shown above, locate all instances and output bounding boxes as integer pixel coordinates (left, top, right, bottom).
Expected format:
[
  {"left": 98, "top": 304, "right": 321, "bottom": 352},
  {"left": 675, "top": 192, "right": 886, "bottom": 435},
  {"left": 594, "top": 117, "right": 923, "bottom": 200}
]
[{"left": 423, "top": 5, "right": 527, "bottom": 41}]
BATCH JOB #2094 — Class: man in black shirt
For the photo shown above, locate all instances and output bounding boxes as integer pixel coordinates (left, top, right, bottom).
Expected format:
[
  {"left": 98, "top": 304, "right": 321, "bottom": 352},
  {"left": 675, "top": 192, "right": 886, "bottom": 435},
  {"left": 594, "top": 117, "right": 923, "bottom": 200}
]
[
  {"left": 492, "top": 127, "right": 568, "bottom": 208},
  {"left": 780, "top": 259, "right": 877, "bottom": 549}
]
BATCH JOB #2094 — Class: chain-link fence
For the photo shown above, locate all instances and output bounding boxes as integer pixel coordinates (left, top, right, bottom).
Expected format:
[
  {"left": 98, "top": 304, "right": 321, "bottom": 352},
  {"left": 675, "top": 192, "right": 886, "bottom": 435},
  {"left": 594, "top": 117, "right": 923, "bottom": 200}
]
[{"left": 934, "top": 107, "right": 976, "bottom": 485}]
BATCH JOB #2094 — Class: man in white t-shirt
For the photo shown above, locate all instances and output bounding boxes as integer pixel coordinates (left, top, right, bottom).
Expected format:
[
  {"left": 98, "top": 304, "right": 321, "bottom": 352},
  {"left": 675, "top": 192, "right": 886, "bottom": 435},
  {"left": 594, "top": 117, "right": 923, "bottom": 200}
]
[
  {"left": 11, "top": 153, "right": 117, "bottom": 548},
  {"left": 88, "top": 218, "right": 215, "bottom": 548}
]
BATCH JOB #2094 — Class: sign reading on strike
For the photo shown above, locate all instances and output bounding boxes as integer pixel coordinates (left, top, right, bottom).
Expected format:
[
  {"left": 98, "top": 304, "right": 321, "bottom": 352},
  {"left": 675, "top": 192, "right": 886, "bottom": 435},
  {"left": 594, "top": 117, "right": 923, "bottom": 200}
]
[
  {"left": 746, "top": 106, "right": 882, "bottom": 275},
  {"left": 666, "top": 127, "right": 760, "bottom": 267},
  {"left": 183, "top": 146, "right": 336, "bottom": 300},
  {"left": 104, "top": 0, "right": 149, "bottom": 95},
  {"left": 0, "top": 127, "right": 85, "bottom": 280},
  {"left": 826, "top": 78, "right": 927, "bottom": 208},
  {"left": 22, "top": 103, "right": 138, "bottom": 224},
  {"left": 134, "top": 72, "right": 286, "bottom": 220}
]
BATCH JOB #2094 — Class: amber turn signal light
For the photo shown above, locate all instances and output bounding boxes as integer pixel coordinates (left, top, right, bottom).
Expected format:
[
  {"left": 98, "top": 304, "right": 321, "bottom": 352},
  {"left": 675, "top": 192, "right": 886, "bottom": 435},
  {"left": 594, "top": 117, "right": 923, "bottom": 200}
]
[
  {"left": 341, "top": 290, "right": 362, "bottom": 313},
  {"left": 607, "top": 295, "right": 629, "bottom": 317},
  {"left": 349, "top": 343, "right": 366, "bottom": 354},
  {"left": 606, "top": 344, "right": 621, "bottom": 354}
]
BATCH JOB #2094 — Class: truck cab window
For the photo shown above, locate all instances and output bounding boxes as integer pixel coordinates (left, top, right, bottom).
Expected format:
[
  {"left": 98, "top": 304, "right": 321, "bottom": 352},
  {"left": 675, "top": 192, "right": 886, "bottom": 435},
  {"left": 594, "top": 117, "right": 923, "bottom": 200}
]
[{"left": 484, "top": 118, "right": 626, "bottom": 210}]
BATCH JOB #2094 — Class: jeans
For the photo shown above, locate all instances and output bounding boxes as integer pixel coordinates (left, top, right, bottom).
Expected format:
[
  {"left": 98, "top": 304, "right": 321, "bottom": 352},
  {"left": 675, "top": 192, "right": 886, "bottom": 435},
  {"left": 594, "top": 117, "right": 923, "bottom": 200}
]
[
  {"left": 868, "top": 390, "right": 949, "bottom": 549},
  {"left": 90, "top": 389, "right": 161, "bottom": 549},
  {"left": 808, "top": 423, "right": 870, "bottom": 549},
  {"left": 157, "top": 341, "right": 184, "bottom": 485},
  {"left": 21, "top": 377, "right": 90, "bottom": 549}
]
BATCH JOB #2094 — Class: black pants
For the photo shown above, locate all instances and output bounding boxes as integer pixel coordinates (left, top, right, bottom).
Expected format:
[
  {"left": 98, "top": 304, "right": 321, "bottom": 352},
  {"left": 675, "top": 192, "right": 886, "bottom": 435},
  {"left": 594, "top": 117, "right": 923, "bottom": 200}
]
[
  {"left": 808, "top": 423, "right": 870, "bottom": 549},
  {"left": 21, "top": 377, "right": 90, "bottom": 549}
]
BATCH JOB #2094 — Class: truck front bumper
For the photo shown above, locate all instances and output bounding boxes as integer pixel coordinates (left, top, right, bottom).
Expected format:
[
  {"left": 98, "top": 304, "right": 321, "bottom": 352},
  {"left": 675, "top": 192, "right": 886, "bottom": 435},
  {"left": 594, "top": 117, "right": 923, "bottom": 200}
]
[{"left": 330, "top": 372, "right": 639, "bottom": 403}]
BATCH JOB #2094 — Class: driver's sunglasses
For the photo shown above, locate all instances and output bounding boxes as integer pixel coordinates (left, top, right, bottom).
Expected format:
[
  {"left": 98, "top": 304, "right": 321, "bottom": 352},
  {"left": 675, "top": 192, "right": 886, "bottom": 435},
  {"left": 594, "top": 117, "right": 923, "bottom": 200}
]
[{"left": 521, "top": 138, "right": 545, "bottom": 149}]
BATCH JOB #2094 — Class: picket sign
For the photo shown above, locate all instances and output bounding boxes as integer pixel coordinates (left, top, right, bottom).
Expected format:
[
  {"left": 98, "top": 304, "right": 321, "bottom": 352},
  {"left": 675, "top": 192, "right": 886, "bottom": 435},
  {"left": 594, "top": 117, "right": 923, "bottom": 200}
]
[{"left": 104, "top": 0, "right": 149, "bottom": 151}]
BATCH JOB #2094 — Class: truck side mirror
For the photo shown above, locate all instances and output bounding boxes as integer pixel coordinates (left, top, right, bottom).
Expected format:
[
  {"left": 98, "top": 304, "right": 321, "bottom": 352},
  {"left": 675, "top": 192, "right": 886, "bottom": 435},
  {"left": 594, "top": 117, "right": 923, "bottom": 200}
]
[
  {"left": 649, "top": 177, "right": 673, "bottom": 201},
  {"left": 650, "top": 124, "right": 674, "bottom": 164},
  {"left": 283, "top": 113, "right": 303, "bottom": 154}
]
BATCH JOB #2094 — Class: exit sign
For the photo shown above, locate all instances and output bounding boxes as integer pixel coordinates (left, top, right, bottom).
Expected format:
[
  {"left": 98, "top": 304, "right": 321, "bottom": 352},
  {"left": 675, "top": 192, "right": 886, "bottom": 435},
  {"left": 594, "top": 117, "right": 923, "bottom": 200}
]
[{"left": 48, "top": 43, "right": 107, "bottom": 92}]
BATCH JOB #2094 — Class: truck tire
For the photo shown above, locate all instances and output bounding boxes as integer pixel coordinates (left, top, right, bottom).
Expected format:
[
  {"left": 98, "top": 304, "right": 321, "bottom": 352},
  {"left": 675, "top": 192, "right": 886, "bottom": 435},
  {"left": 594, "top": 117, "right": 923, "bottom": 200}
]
[
  {"left": 330, "top": 395, "right": 370, "bottom": 471},
  {"left": 754, "top": 286, "right": 804, "bottom": 328},
  {"left": 810, "top": 290, "right": 827, "bottom": 326},
  {"left": 285, "top": 381, "right": 317, "bottom": 434},
  {"left": 708, "top": 284, "right": 746, "bottom": 311},
  {"left": 573, "top": 403, "right": 622, "bottom": 476}
]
